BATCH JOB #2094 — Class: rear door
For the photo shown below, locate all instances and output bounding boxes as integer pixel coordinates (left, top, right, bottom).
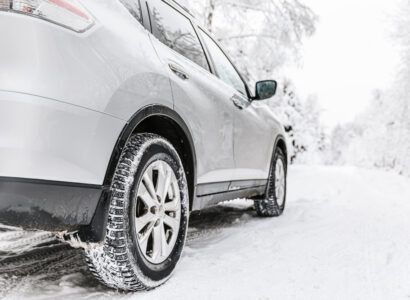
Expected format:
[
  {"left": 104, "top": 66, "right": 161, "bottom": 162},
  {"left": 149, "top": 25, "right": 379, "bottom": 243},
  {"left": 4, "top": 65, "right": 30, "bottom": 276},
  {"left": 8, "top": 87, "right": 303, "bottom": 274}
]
[
  {"left": 146, "top": 0, "right": 236, "bottom": 187},
  {"left": 197, "top": 29, "right": 274, "bottom": 183}
]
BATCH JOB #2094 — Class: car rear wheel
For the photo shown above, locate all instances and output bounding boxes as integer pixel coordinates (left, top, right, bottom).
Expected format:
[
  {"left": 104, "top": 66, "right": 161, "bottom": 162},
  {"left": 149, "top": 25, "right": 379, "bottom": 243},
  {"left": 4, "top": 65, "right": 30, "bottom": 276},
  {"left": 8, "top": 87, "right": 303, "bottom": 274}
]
[
  {"left": 254, "top": 147, "right": 287, "bottom": 217},
  {"left": 85, "top": 133, "right": 189, "bottom": 291}
]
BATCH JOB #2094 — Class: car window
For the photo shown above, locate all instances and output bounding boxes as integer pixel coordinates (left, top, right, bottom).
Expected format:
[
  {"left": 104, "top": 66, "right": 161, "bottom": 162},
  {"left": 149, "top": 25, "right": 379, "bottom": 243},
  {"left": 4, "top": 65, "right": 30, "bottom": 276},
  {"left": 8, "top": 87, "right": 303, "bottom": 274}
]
[
  {"left": 150, "top": 1, "right": 209, "bottom": 71},
  {"left": 199, "top": 29, "right": 247, "bottom": 96},
  {"left": 119, "top": 0, "right": 142, "bottom": 23}
]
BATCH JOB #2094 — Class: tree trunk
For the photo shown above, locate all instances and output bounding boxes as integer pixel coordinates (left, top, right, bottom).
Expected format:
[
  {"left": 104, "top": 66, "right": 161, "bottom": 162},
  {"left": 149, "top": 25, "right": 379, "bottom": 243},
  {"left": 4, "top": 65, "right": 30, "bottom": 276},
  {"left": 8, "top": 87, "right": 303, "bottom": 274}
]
[{"left": 206, "top": 0, "right": 215, "bottom": 33}]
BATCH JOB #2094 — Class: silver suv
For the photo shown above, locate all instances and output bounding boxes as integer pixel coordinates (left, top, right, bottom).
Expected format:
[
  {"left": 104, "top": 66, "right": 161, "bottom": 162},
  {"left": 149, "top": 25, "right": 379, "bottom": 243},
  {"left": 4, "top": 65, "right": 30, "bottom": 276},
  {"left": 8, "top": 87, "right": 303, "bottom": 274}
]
[{"left": 0, "top": 0, "right": 288, "bottom": 291}]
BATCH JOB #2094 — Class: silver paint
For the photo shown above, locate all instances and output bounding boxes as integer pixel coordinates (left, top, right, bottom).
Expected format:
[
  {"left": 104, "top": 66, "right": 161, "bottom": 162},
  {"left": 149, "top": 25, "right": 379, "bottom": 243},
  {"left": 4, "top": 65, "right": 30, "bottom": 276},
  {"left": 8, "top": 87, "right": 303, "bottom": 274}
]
[{"left": 0, "top": 0, "right": 285, "bottom": 190}]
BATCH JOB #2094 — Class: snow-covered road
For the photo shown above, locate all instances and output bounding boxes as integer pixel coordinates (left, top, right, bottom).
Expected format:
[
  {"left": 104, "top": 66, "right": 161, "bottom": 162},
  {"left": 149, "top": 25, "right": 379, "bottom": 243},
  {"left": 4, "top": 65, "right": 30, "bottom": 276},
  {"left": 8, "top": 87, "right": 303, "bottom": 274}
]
[{"left": 1, "top": 165, "right": 410, "bottom": 300}]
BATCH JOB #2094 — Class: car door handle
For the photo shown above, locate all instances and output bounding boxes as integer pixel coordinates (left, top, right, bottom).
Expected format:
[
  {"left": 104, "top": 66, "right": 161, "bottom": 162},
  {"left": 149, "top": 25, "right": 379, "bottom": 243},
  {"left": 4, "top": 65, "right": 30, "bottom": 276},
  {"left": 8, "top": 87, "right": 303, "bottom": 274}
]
[
  {"left": 231, "top": 95, "right": 245, "bottom": 110},
  {"left": 168, "top": 63, "right": 189, "bottom": 80}
]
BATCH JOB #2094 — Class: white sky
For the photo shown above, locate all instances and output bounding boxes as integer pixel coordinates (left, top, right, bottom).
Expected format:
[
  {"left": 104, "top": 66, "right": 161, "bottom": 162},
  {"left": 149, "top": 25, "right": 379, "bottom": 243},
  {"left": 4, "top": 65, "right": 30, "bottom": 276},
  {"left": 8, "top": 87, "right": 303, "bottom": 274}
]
[{"left": 290, "top": 0, "right": 402, "bottom": 128}]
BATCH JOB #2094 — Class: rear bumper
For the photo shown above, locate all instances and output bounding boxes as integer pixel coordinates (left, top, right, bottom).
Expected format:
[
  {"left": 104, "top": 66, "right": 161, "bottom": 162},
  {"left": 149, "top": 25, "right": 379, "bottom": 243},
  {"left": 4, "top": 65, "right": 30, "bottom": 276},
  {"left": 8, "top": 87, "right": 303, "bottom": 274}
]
[
  {"left": 0, "top": 91, "right": 124, "bottom": 241},
  {"left": 0, "top": 176, "right": 109, "bottom": 241}
]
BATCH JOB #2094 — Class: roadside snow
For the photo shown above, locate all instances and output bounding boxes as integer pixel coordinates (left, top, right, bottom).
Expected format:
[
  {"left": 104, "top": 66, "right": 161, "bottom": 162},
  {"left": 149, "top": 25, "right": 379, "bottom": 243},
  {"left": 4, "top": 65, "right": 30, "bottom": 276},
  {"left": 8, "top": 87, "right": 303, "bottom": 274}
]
[{"left": 1, "top": 165, "right": 410, "bottom": 299}]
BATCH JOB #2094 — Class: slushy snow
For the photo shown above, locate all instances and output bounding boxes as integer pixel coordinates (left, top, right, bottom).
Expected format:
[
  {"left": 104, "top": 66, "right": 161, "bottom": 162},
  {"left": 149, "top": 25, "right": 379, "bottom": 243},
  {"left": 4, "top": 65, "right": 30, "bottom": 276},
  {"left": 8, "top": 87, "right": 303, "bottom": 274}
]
[{"left": 1, "top": 165, "right": 410, "bottom": 299}]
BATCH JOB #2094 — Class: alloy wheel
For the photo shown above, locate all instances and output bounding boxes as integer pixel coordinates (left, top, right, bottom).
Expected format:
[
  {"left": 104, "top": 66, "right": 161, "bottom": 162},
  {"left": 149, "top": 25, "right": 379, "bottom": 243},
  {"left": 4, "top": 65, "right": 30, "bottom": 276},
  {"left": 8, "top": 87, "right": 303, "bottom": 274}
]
[{"left": 135, "top": 160, "right": 181, "bottom": 264}]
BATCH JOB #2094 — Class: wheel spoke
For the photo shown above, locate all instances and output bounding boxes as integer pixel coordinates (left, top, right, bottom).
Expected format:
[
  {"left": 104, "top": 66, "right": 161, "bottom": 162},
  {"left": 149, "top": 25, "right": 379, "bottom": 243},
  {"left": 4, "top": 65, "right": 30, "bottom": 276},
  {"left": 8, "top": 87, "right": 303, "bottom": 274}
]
[
  {"left": 276, "top": 163, "right": 282, "bottom": 178},
  {"left": 135, "top": 159, "right": 182, "bottom": 264},
  {"left": 138, "top": 183, "right": 156, "bottom": 208},
  {"left": 163, "top": 214, "right": 179, "bottom": 232},
  {"left": 151, "top": 224, "right": 162, "bottom": 261},
  {"left": 277, "top": 183, "right": 285, "bottom": 205},
  {"left": 164, "top": 198, "right": 179, "bottom": 212},
  {"left": 157, "top": 166, "right": 172, "bottom": 204},
  {"left": 138, "top": 222, "right": 154, "bottom": 255},
  {"left": 160, "top": 223, "right": 168, "bottom": 257},
  {"left": 273, "top": 159, "right": 285, "bottom": 205},
  {"left": 155, "top": 163, "right": 165, "bottom": 202},
  {"left": 135, "top": 212, "right": 156, "bottom": 233},
  {"left": 143, "top": 171, "right": 157, "bottom": 202},
  {"left": 168, "top": 181, "right": 175, "bottom": 200}
]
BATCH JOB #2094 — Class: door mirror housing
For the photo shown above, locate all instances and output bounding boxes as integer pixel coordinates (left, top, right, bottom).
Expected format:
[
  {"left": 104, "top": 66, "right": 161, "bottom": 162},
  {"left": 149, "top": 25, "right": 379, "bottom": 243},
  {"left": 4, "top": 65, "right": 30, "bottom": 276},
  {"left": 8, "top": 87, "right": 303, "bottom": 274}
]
[{"left": 254, "top": 80, "right": 277, "bottom": 100}]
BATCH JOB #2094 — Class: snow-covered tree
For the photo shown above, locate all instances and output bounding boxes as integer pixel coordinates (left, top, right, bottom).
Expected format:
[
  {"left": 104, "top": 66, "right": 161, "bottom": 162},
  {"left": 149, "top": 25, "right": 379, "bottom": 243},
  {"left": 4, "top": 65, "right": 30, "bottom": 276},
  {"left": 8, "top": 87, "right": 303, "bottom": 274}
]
[
  {"left": 328, "top": 0, "right": 410, "bottom": 176},
  {"left": 187, "top": 0, "right": 317, "bottom": 85},
  {"left": 271, "top": 78, "right": 328, "bottom": 164}
]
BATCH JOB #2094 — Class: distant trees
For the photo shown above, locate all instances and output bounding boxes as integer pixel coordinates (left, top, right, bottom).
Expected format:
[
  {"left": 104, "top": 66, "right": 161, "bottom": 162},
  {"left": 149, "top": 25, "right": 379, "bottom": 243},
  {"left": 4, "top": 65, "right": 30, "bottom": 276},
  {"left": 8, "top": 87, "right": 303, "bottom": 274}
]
[
  {"left": 330, "top": 88, "right": 410, "bottom": 175},
  {"left": 329, "top": 0, "right": 410, "bottom": 175},
  {"left": 272, "top": 79, "right": 328, "bottom": 164}
]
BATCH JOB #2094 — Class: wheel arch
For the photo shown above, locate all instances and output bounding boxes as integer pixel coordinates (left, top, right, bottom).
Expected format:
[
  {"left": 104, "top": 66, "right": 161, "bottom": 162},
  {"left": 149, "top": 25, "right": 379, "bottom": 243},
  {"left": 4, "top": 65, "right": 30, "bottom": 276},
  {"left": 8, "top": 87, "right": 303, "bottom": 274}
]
[
  {"left": 259, "top": 134, "right": 288, "bottom": 199},
  {"left": 103, "top": 105, "right": 197, "bottom": 209},
  {"left": 274, "top": 135, "right": 288, "bottom": 166}
]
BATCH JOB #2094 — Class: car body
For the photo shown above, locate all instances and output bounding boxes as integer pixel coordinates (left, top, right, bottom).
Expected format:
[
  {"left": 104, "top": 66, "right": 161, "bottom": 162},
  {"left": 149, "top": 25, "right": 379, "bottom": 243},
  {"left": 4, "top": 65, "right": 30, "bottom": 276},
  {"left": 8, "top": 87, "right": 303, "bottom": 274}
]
[{"left": 0, "top": 0, "right": 287, "bottom": 243}]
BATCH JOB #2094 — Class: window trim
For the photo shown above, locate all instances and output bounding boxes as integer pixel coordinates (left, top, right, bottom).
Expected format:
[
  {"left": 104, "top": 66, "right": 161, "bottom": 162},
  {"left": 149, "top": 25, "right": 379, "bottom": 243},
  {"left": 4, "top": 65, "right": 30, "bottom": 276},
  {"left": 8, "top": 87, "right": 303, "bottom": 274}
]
[
  {"left": 140, "top": 0, "right": 152, "bottom": 31},
  {"left": 196, "top": 26, "right": 251, "bottom": 100},
  {"left": 119, "top": 0, "right": 144, "bottom": 25},
  {"left": 146, "top": 0, "right": 212, "bottom": 72},
  {"left": 190, "top": 21, "right": 212, "bottom": 73}
]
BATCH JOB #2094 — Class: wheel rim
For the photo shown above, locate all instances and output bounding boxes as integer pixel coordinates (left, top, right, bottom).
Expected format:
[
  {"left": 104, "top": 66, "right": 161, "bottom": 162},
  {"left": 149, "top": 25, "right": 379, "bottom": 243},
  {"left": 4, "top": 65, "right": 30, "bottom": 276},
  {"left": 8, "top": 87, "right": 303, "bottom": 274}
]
[
  {"left": 274, "top": 159, "right": 285, "bottom": 207},
  {"left": 135, "top": 160, "right": 181, "bottom": 264}
]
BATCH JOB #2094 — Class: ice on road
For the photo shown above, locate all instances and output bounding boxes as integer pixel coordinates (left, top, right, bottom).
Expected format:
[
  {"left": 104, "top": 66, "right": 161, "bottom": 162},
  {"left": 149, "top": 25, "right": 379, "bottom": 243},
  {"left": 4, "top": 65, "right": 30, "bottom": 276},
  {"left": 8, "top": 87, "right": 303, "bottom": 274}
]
[{"left": 1, "top": 165, "right": 410, "bottom": 300}]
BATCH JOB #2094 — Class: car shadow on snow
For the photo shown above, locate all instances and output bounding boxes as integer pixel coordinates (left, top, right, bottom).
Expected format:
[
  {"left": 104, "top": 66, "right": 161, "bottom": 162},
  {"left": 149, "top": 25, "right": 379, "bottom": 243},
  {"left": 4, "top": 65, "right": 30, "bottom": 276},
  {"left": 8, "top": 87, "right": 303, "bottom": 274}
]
[{"left": 0, "top": 201, "right": 256, "bottom": 293}]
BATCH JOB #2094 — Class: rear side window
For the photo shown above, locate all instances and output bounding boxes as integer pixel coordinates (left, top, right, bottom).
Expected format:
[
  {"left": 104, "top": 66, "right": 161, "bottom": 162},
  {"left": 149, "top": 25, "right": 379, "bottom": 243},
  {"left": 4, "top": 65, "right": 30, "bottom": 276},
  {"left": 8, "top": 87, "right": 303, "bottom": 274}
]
[
  {"left": 199, "top": 29, "right": 247, "bottom": 96},
  {"left": 119, "top": 0, "right": 142, "bottom": 23},
  {"left": 149, "top": 1, "right": 209, "bottom": 71}
]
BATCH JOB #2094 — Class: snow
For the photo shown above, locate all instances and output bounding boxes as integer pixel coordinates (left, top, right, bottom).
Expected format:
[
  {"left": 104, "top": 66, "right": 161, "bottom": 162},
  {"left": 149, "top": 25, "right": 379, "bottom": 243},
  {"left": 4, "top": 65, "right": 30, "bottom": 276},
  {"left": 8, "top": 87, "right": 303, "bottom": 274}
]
[{"left": 1, "top": 165, "right": 410, "bottom": 299}]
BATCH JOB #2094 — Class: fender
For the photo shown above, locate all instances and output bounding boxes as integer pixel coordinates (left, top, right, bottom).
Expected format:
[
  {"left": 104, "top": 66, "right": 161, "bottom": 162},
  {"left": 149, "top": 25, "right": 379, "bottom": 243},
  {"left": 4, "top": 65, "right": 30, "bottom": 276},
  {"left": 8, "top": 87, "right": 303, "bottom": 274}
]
[
  {"left": 273, "top": 134, "right": 288, "bottom": 165},
  {"left": 103, "top": 104, "right": 197, "bottom": 186},
  {"left": 257, "top": 134, "right": 287, "bottom": 200},
  {"left": 78, "top": 104, "right": 197, "bottom": 242}
]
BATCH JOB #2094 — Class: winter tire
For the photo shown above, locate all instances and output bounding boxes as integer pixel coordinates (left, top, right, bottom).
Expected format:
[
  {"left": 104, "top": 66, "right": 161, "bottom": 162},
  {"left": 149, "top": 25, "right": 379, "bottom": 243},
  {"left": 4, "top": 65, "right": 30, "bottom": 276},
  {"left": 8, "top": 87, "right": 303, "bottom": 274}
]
[
  {"left": 254, "top": 147, "right": 287, "bottom": 217},
  {"left": 85, "top": 133, "right": 189, "bottom": 291}
]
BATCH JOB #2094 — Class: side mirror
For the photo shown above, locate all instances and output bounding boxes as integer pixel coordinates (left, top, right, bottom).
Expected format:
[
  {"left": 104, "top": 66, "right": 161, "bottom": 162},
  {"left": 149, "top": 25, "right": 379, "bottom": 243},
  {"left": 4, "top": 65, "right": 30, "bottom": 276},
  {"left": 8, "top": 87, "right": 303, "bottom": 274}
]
[{"left": 254, "top": 80, "right": 277, "bottom": 100}]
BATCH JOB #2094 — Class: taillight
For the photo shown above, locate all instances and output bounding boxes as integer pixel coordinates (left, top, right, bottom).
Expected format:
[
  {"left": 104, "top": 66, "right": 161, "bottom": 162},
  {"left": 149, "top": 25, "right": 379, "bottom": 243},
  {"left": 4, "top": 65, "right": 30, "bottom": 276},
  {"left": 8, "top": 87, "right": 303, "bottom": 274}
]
[{"left": 0, "top": 0, "right": 94, "bottom": 32}]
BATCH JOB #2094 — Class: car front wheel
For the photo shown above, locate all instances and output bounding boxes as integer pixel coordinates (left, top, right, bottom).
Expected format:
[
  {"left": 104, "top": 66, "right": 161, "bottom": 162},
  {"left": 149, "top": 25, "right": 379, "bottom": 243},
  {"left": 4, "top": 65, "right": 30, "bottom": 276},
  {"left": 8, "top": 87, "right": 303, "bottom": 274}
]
[{"left": 85, "top": 133, "right": 189, "bottom": 291}]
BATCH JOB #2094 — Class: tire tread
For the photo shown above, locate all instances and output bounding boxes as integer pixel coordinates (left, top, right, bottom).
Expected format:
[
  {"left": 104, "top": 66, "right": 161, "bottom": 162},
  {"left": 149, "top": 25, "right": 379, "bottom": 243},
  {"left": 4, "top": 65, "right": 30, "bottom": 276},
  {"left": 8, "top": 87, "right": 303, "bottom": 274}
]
[
  {"left": 85, "top": 133, "right": 169, "bottom": 291},
  {"left": 254, "top": 148, "right": 287, "bottom": 217}
]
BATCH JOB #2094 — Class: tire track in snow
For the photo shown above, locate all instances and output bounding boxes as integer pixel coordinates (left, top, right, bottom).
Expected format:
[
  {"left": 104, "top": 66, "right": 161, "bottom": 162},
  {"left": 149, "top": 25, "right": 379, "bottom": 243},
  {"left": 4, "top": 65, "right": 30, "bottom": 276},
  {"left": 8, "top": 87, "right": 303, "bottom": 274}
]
[{"left": 0, "top": 202, "right": 255, "bottom": 295}]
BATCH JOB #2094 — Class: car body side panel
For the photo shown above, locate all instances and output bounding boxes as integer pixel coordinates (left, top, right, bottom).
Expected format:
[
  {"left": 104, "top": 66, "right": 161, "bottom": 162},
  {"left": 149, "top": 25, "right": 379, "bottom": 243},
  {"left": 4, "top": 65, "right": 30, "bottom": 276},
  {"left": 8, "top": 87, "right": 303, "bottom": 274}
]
[
  {"left": 0, "top": 90, "right": 125, "bottom": 185},
  {"left": 192, "top": 22, "right": 281, "bottom": 182},
  {"left": 233, "top": 98, "right": 283, "bottom": 179},
  {"left": 0, "top": 0, "right": 288, "bottom": 237},
  {"left": 148, "top": 34, "right": 236, "bottom": 185},
  {"left": 0, "top": 1, "right": 173, "bottom": 120},
  {"left": 0, "top": 1, "right": 175, "bottom": 185},
  {"left": 0, "top": 11, "right": 120, "bottom": 115},
  {"left": 81, "top": 0, "right": 174, "bottom": 119}
]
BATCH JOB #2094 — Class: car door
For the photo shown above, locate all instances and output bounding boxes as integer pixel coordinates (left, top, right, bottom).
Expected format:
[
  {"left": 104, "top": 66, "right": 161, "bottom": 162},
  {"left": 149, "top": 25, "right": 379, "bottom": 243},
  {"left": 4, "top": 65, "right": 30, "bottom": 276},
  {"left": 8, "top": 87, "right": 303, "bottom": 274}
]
[
  {"left": 197, "top": 29, "right": 275, "bottom": 183},
  {"left": 145, "top": 0, "right": 236, "bottom": 188}
]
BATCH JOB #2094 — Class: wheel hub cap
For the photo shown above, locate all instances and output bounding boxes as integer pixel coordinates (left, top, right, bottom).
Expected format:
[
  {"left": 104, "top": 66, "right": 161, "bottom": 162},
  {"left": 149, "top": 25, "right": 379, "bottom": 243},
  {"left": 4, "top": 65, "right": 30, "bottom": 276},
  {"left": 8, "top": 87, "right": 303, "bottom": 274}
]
[
  {"left": 274, "top": 159, "right": 285, "bottom": 207},
  {"left": 134, "top": 160, "right": 181, "bottom": 264}
]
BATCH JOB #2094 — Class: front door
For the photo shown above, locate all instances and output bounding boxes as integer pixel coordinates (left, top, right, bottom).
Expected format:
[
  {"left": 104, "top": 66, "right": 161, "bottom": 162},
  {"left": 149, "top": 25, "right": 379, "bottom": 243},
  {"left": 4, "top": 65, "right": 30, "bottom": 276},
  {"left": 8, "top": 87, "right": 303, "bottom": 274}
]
[
  {"left": 146, "top": 0, "right": 236, "bottom": 187},
  {"left": 197, "top": 28, "right": 274, "bottom": 182}
]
